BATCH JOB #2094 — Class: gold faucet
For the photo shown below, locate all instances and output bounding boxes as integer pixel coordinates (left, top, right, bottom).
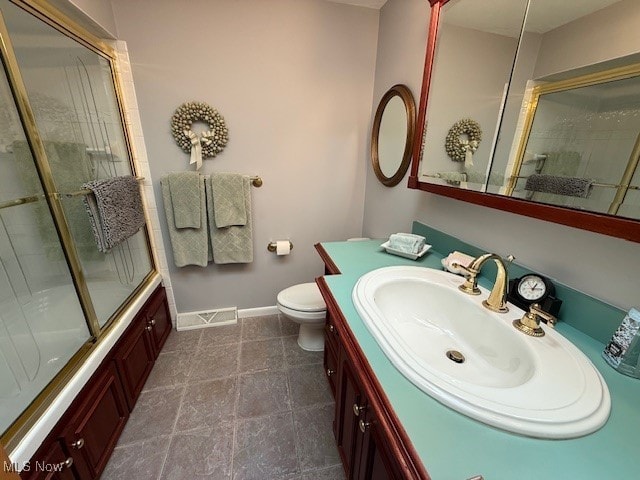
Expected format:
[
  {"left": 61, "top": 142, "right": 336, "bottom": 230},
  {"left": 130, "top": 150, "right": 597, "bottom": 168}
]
[{"left": 453, "top": 253, "right": 514, "bottom": 313}]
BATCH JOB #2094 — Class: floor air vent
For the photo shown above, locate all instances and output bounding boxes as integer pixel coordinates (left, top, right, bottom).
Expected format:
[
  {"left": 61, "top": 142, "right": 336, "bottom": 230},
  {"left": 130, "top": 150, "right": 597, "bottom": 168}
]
[{"left": 177, "top": 306, "right": 238, "bottom": 330}]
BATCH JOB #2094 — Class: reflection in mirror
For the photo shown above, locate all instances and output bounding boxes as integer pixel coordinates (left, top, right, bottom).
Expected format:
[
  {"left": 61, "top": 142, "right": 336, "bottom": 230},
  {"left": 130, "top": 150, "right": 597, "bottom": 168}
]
[
  {"left": 410, "top": 0, "right": 640, "bottom": 241},
  {"left": 418, "top": 0, "right": 528, "bottom": 191},
  {"left": 372, "top": 84, "right": 416, "bottom": 187},
  {"left": 497, "top": 66, "right": 640, "bottom": 219}
]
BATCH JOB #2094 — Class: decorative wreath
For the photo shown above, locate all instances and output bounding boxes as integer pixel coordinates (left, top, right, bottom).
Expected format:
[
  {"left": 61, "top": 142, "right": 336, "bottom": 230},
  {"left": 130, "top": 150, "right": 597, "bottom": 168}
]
[
  {"left": 445, "top": 118, "right": 482, "bottom": 163},
  {"left": 171, "top": 101, "right": 228, "bottom": 169}
]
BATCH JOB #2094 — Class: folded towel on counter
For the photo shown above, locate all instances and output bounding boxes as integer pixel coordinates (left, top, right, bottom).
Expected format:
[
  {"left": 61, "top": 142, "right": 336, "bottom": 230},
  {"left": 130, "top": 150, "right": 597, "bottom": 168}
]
[
  {"left": 437, "top": 172, "right": 467, "bottom": 184},
  {"left": 167, "top": 172, "right": 202, "bottom": 229},
  {"left": 161, "top": 175, "right": 209, "bottom": 267},
  {"left": 206, "top": 175, "right": 253, "bottom": 264},
  {"left": 442, "top": 251, "right": 475, "bottom": 275},
  {"left": 524, "top": 174, "right": 593, "bottom": 198},
  {"left": 82, "top": 176, "right": 146, "bottom": 253},
  {"left": 211, "top": 173, "right": 247, "bottom": 227},
  {"left": 388, "top": 233, "right": 426, "bottom": 254}
]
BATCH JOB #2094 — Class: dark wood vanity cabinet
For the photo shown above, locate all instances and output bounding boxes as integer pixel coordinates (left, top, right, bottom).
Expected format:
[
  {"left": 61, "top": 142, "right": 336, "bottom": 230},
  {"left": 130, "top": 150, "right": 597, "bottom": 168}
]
[
  {"left": 21, "top": 440, "right": 83, "bottom": 480},
  {"left": 20, "top": 285, "right": 170, "bottom": 480},
  {"left": 58, "top": 364, "right": 129, "bottom": 479},
  {"left": 143, "top": 286, "right": 172, "bottom": 357},
  {"left": 21, "top": 364, "right": 128, "bottom": 480},
  {"left": 113, "top": 286, "right": 171, "bottom": 409},
  {"left": 317, "top": 277, "right": 429, "bottom": 480}
]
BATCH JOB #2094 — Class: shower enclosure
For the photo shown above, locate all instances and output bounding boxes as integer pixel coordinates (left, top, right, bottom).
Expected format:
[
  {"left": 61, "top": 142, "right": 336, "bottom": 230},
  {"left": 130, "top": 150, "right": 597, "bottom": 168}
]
[{"left": 0, "top": 0, "right": 155, "bottom": 447}]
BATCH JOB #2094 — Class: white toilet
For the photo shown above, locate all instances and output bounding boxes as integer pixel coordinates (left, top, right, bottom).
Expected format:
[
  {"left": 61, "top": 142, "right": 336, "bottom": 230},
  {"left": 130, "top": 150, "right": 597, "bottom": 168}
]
[{"left": 277, "top": 282, "right": 326, "bottom": 351}]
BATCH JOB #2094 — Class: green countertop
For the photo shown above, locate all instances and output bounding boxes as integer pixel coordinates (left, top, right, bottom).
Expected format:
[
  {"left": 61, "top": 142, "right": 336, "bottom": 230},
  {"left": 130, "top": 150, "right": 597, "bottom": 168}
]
[{"left": 319, "top": 239, "right": 640, "bottom": 480}]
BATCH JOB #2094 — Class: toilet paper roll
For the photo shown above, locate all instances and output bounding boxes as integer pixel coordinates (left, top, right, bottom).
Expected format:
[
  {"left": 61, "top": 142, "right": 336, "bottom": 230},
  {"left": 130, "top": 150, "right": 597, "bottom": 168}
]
[{"left": 276, "top": 240, "right": 291, "bottom": 256}]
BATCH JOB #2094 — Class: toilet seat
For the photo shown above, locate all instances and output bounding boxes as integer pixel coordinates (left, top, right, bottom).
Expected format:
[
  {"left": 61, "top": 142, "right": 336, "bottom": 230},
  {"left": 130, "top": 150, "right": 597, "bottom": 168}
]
[{"left": 277, "top": 283, "right": 326, "bottom": 312}]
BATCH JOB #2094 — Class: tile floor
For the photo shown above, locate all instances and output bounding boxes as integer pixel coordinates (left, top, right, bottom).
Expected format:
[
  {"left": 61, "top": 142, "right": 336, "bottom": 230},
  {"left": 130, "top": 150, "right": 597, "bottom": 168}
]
[{"left": 102, "top": 315, "right": 346, "bottom": 480}]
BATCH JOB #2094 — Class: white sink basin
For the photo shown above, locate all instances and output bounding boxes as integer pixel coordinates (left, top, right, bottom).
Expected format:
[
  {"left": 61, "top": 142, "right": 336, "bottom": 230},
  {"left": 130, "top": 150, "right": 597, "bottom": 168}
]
[{"left": 352, "top": 266, "right": 610, "bottom": 439}]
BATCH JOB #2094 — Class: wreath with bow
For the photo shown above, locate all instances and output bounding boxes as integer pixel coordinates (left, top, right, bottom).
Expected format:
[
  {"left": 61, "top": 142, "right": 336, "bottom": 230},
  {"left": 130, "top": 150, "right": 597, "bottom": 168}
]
[
  {"left": 445, "top": 118, "right": 482, "bottom": 166},
  {"left": 171, "top": 101, "right": 228, "bottom": 170}
]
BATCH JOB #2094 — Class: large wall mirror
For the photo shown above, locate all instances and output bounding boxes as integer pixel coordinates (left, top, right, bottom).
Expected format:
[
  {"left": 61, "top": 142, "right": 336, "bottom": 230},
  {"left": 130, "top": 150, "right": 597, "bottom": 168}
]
[{"left": 409, "top": 0, "right": 640, "bottom": 241}]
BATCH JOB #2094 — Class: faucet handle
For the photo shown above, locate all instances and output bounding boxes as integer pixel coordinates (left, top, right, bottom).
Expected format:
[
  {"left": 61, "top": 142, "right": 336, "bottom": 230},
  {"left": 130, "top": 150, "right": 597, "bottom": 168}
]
[
  {"left": 530, "top": 303, "right": 557, "bottom": 327},
  {"left": 513, "top": 303, "right": 556, "bottom": 337}
]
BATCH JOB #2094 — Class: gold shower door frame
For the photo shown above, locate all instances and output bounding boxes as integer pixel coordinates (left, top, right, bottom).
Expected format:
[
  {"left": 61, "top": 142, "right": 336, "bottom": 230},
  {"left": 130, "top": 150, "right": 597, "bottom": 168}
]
[
  {"left": 0, "top": 0, "right": 157, "bottom": 451},
  {"left": 505, "top": 62, "right": 640, "bottom": 214}
]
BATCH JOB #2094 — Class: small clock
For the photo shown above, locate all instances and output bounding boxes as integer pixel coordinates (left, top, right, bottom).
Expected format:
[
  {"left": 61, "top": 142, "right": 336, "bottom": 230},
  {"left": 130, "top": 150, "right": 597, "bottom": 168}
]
[{"left": 508, "top": 273, "right": 562, "bottom": 317}]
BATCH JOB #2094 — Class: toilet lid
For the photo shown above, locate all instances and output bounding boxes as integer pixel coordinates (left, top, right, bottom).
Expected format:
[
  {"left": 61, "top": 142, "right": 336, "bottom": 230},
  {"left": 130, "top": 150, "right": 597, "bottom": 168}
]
[{"left": 277, "top": 283, "right": 326, "bottom": 312}]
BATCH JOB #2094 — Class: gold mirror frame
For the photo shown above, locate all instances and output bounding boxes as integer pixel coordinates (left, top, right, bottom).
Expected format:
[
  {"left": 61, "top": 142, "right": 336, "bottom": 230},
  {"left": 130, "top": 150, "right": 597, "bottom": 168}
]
[
  {"left": 408, "top": 0, "right": 640, "bottom": 242},
  {"left": 371, "top": 84, "right": 416, "bottom": 187}
]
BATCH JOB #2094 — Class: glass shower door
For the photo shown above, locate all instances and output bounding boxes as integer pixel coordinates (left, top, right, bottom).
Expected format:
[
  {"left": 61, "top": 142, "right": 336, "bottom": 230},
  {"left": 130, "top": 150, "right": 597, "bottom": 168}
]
[
  {"left": 0, "top": 52, "right": 91, "bottom": 436},
  {"left": 2, "top": 0, "right": 153, "bottom": 328}
]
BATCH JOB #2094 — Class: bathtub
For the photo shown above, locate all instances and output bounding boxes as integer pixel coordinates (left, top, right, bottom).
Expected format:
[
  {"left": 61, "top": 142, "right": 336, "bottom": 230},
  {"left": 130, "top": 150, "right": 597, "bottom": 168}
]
[{"left": 0, "top": 280, "right": 142, "bottom": 435}]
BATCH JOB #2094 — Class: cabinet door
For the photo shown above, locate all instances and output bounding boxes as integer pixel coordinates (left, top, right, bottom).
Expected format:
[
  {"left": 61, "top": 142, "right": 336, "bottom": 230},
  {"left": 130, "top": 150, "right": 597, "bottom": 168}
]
[
  {"left": 357, "top": 415, "right": 401, "bottom": 480},
  {"left": 60, "top": 364, "right": 129, "bottom": 479},
  {"left": 113, "top": 312, "right": 155, "bottom": 410},
  {"left": 20, "top": 440, "right": 82, "bottom": 480},
  {"left": 324, "top": 340, "right": 338, "bottom": 399},
  {"left": 336, "top": 355, "right": 366, "bottom": 479},
  {"left": 145, "top": 288, "right": 171, "bottom": 357}
]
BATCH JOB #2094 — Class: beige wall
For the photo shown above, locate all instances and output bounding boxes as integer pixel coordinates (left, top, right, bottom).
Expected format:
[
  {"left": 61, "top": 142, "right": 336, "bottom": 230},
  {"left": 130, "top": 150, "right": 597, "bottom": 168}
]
[
  {"left": 110, "top": 0, "right": 378, "bottom": 312},
  {"left": 534, "top": 0, "right": 640, "bottom": 78},
  {"left": 363, "top": 0, "right": 640, "bottom": 313},
  {"left": 421, "top": 23, "right": 518, "bottom": 183}
]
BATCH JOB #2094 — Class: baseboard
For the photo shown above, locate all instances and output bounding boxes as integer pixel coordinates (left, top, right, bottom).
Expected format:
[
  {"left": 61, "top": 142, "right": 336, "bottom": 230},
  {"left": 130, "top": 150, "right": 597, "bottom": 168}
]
[
  {"left": 238, "top": 305, "right": 279, "bottom": 318},
  {"left": 176, "top": 305, "right": 279, "bottom": 330}
]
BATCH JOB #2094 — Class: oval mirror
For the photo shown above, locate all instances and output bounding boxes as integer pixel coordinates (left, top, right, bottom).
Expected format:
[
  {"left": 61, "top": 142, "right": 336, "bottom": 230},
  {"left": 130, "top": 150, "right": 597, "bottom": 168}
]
[{"left": 371, "top": 84, "right": 416, "bottom": 187}]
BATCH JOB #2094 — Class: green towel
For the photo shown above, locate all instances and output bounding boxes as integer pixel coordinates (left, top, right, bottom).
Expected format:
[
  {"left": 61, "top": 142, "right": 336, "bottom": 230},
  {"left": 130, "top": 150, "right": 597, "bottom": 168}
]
[
  {"left": 211, "top": 173, "right": 247, "bottom": 227},
  {"left": 161, "top": 175, "right": 209, "bottom": 267},
  {"left": 206, "top": 175, "right": 253, "bottom": 264},
  {"left": 167, "top": 172, "right": 202, "bottom": 229}
]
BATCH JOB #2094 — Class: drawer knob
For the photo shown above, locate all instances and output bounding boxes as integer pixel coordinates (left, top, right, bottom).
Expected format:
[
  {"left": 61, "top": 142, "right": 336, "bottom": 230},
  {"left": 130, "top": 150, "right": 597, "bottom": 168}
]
[
  {"left": 359, "top": 419, "right": 370, "bottom": 433},
  {"left": 326, "top": 368, "right": 335, "bottom": 377},
  {"left": 328, "top": 324, "right": 335, "bottom": 333},
  {"left": 71, "top": 438, "right": 85, "bottom": 449},
  {"left": 58, "top": 457, "right": 73, "bottom": 469},
  {"left": 146, "top": 325, "right": 153, "bottom": 331},
  {"left": 353, "top": 403, "right": 366, "bottom": 416},
  {"left": 149, "top": 318, "right": 156, "bottom": 326}
]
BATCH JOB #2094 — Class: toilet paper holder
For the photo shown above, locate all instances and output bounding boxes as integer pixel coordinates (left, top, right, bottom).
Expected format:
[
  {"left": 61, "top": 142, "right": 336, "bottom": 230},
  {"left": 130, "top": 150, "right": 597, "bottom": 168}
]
[{"left": 267, "top": 241, "right": 293, "bottom": 253}]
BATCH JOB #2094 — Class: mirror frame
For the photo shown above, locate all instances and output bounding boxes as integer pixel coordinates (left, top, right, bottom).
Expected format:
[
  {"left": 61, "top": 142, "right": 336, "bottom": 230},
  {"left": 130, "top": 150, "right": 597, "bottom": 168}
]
[
  {"left": 407, "top": 0, "right": 640, "bottom": 242},
  {"left": 372, "top": 84, "right": 416, "bottom": 187}
]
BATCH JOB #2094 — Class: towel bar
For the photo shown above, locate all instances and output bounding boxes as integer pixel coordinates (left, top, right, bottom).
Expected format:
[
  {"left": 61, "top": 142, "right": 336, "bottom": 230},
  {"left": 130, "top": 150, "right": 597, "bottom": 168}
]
[
  {"left": 60, "top": 176, "right": 146, "bottom": 198},
  {"left": 510, "top": 175, "right": 639, "bottom": 190},
  {"left": 0, "top": 194, "right": 42, "bottom": 210},
  {"left": 250, "top": 176, "right": 263, "bottom": 187}
]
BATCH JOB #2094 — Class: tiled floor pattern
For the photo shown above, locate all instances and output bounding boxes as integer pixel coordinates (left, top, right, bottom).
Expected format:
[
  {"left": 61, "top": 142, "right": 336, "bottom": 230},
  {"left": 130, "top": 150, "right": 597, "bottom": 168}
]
[{"left": 103, "top": 315, "right": 346, "bottom": 480}]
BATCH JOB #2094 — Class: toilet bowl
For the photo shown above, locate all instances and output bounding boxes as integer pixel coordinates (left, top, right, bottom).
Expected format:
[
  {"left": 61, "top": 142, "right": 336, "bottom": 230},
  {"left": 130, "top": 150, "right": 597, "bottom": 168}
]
[{"left": 277, "top": 282, "right": 326, "bottom": 351}]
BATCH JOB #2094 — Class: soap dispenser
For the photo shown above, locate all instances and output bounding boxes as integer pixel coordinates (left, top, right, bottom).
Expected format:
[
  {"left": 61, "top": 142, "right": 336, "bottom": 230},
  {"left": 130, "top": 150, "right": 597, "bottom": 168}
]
[{"left": 602, "top": 308, "right": 640, "bottom": 378}]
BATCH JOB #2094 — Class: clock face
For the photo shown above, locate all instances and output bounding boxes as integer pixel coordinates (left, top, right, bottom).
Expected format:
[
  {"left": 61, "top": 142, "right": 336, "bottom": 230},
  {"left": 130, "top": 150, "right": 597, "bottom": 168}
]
[{"left": 517, "top": 274, "right": 547, "bottom": 301}]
